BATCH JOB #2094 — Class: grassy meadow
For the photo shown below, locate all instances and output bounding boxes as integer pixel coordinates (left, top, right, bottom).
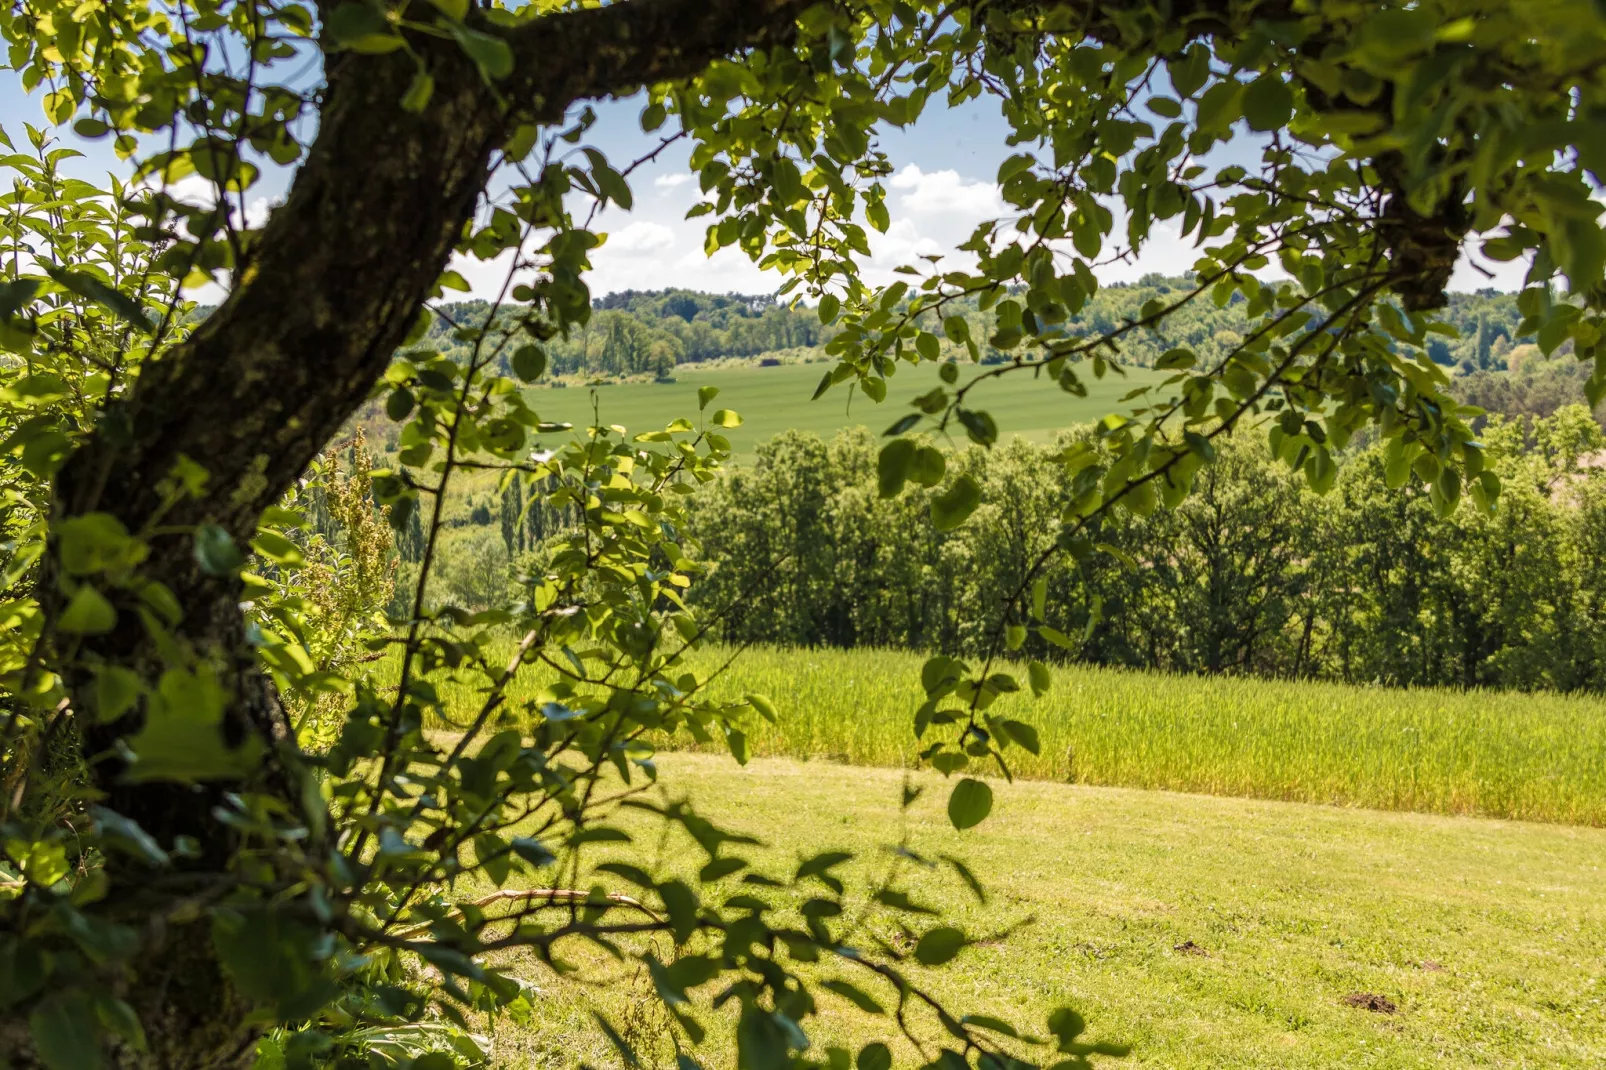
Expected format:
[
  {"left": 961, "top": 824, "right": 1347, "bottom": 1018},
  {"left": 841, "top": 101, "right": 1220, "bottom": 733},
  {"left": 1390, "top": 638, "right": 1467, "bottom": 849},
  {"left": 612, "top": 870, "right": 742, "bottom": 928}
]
[
  {"left": 411, "top": 644, "right": 1606, "bottom": 826},
  {"left": 482, "top": 755, "right": 1606, "bottom": 1070},
  {"left": 518, "top": 361, "right": 1171, "bottom": 460}
]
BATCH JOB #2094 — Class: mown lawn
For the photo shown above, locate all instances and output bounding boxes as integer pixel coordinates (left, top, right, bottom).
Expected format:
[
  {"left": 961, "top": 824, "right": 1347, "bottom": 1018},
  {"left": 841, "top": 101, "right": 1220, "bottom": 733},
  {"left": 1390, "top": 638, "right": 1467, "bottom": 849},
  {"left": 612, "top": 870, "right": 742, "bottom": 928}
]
[
  {"left": 518, "top": 361, "right": 1171, "bottom": 460},
  {"left": 481, "top": 754, "right": 1606, "bottom": 1070}
]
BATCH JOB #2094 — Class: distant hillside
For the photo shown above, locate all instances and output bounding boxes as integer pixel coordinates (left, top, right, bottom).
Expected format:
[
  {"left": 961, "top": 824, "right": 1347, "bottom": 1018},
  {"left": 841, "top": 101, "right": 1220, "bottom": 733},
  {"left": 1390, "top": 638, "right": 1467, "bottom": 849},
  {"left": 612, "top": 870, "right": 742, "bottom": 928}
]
[{"left": 429, "top": 276, "right": 1529, "bottom": 379}]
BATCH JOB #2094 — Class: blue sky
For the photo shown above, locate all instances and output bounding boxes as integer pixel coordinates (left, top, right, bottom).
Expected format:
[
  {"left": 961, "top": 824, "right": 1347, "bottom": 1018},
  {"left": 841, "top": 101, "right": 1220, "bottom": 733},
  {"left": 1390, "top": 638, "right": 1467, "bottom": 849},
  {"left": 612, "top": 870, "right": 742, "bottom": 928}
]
[{"left": 2, "top": 70, "right": 1528, "bottom": 299}]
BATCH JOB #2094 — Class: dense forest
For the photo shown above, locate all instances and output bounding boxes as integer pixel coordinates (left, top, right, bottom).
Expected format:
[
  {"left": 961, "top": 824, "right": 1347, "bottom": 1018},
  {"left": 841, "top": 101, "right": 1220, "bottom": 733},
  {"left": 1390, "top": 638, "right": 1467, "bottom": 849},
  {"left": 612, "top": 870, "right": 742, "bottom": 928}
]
[
  {"left": 679, "top": 408, "right": 1606, "bottom": 693},
  {"left": 423, "top": 277, "right": 1533, "bottom": 381}
]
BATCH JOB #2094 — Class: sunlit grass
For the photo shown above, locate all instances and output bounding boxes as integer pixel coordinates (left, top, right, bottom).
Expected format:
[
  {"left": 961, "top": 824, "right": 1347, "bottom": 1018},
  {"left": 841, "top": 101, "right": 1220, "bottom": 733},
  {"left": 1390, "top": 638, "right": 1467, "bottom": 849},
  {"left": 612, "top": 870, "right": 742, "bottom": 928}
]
[{"left": 485, "top": 755, "right": 1606, "bottom": 1070}]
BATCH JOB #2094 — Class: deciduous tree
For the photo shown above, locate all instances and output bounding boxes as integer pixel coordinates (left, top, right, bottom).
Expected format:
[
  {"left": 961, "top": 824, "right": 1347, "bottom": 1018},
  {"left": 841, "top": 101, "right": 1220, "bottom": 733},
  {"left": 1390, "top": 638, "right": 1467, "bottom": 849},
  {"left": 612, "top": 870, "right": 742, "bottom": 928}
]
[{"left": 4, "top": 0, "right": 1606, "bottom": 1065}]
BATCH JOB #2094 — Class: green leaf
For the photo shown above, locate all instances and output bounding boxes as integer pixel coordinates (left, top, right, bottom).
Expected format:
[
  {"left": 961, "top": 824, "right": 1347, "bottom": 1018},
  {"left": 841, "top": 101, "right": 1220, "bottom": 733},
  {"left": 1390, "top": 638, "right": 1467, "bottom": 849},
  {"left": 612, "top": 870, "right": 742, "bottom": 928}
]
[
  {"left": 93, "top": 665, "right": 142, "bottom": 724},
  {"left": 818, "top": 294, "right": 840, "bottom": 324},
  {"left": 1028, "top": 660, "right": 1051, "bottom": 697},
  {"left": 710, "top": 409, "right": 742, "bottom": 428},
  {"left": 124, "top": 666, "right": 261, "bottom": 783},
  {"left": 426, "top": 0, "right": 467, "bottom": 20},
  {"left": 1039, "top": 625, "right": 1075, "bottom": 649},
  {"left": 579, "top": 151, "right": 634, "bottom": 212},
  {"left": 956, "top": 408, "right": 997, "bottom": 446},
  {"left": 512, "top": 343, "right": 547, "bottom": 382},
  {"left": 58, "top": 585, "right": 116, "bottom": 634},
  {"left": 401, "top": 69, "right": 434, "bottom": 113},
  {"left": 931, "top": 475, "right": 981, "bottom": 531},
  {"left": 212, "top": 907, "right": 340, "bottom": 1020},
  {"left": 878, "top": 439, "right": 916, "bottom": 499},
  {"left": 996, "top": 718, "right": 1040, "bottom": 755},
  {"left": 30, "top": 991, "right": 103, "bottom": 1070},
  {"left": 914, "top": 925, "right": 967, "bottom": 965},
  {"left": 1243, "top": 75, "right": 1294, "bottom": 132},
  {"left": 55, "top": 514, "right": 143, "bottom": 576},
  {"left": 746, "top": 693, "right": 777, "bottom": 723},
  {"left": 322, "top": 3, "right": 398, "bottom": 52},
  {"left": 251, "top": 529, "right": 305, "bottom": 567},
  {"left": 16, "top": 426, "right": 67, "bottom": 478},
  {"left": 91, "top": 806, "right": 167, "bottom": 866},
  {"left": 450, "top": 24, "right": 513, "bottom": 80},
  {"left": 193, "top": 523, "right": 244, "bottom": 576},
  {"left": 1195, "top": 80, "right": 1243, "bottom": 133},
  {"left": 946, "top": 777, "right": 992, "bottom": 830},
  {"left": 1168, "top": 44, "right": 1211, "bottom": 98},
  {"left": 385, "top": 386, "right": 415, "bottom": 421},
  {"left": 910, "top": 445, "right": 946, "bottom": 487},
  {"left": 0, "top": 935, "right": 46, "bottom": 1010},
  {"left": 698, "top": 385, "right": 719, "bottom": 410},
  {"left": 44, "top": 267, "right": 150, "bottom": 333},
  {"left": 1147, "top": 95, "right": 1182, "bottom": 118}
]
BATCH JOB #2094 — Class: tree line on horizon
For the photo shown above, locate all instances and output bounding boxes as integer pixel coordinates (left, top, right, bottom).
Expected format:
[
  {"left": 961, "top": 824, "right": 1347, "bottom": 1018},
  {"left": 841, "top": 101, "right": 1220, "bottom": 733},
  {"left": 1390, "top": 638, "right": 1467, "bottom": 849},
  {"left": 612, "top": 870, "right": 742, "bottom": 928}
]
[{"left": 422, "top": 276, "right": 1536, "bottom": 382}]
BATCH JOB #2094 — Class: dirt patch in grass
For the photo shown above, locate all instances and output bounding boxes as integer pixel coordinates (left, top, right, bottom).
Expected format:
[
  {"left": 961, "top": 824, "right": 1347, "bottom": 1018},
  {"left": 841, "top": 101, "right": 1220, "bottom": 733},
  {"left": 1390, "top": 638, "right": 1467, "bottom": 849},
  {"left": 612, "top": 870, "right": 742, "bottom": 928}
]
[
  {"left": 1173, "top": 940, "right": 1208, "bottom": 956},
  {"left": 1342, "top": 992, "right": 1398, "bottom": 1014}
]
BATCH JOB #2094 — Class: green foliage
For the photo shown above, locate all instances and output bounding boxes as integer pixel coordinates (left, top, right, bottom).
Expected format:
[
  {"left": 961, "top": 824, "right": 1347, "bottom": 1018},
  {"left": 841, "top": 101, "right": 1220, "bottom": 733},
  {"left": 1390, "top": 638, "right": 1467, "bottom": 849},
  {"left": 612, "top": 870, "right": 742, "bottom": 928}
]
[
  {"left": 0, "top": 162, "right": 1107, "bottom": 1069},
  {"left": 689, "top": 411, "right": 1606, "bottom": 695},
  {"left": 9, "top": 0, "right": 1606, "bottom": 1064}
]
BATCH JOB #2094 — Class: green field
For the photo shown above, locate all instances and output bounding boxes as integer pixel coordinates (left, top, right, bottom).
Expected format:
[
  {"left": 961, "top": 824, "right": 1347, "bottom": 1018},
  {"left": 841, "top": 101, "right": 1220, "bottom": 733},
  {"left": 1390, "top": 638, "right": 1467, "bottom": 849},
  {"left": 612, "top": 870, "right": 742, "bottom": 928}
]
[
  {"left": 409, "top": 644, "right": 1606, "bottom": 826},
  {"left": 482, "top": 754, "right": 1606, "bottom": 1070},
  {"left": 523, "top": 361, "right": 1171, "bottom": 459}
]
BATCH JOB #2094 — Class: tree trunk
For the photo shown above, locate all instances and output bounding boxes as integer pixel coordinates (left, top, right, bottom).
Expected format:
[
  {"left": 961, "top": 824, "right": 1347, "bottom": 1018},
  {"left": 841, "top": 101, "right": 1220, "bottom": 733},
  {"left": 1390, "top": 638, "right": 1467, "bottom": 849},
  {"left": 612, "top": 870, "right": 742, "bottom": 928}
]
[{"left": 15, "top": 2, "right": 811, "bottom": 1060}]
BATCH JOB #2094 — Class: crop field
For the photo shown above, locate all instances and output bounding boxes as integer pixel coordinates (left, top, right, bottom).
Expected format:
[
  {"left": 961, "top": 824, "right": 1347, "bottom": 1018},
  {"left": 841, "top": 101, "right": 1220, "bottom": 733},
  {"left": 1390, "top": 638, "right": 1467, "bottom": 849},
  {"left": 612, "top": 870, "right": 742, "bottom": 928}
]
[
  {"left": 477, "top": 755, "right": 1606, "bottom": 1070},
  {"left": 519, "top": 361, "right": 1171, "bottom": 460},
  {"left": 409, "top": 644, "right": 1606, "bottom": 826}
]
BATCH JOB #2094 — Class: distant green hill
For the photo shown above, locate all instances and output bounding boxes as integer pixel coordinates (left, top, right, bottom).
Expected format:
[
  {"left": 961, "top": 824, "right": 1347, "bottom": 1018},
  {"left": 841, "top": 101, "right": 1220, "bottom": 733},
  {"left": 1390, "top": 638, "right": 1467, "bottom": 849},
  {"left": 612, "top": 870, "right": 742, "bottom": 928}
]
[
  {"left": 428, "top": 277, "right": 1529, "bottom": 385},
  {"left": 521, "top": 360, "right": 1170, "bottom": 460}
]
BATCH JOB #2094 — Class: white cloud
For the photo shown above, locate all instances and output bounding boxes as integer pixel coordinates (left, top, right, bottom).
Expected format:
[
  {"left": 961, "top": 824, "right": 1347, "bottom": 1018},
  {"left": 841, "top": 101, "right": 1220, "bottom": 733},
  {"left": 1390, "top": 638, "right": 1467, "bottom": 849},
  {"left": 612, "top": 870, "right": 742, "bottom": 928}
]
[
  {"left": 605, "top": 220, "right": 675, "bottom": 255},
  {"left": 887, "top": 164, "right": 1003, "bottom": 219},
  {"left": 653, "top": 173, "right": 692, "bottom": 190},
  {"left": 1451, "top": 236, "right": 1531, "bottom": 293},
  {"left": 243, "top": 196, "right": 273, "bottom": 229}
]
